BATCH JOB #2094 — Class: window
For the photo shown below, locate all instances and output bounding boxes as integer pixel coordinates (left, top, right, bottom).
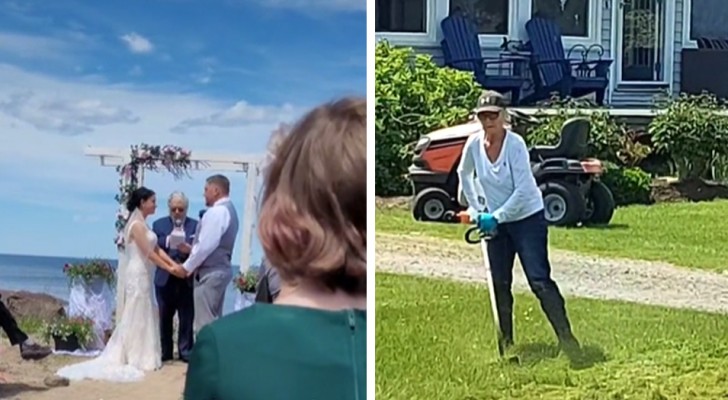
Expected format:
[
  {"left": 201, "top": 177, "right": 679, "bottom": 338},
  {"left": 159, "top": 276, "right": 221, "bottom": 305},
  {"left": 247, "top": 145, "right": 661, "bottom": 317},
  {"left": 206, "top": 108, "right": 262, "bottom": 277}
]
[
  {"left": 688, "top": 0, "right": 728, "bottom": 40},
  {"left": 376, "top": 0, "right": 427, "bottom": 33},
  {"left": 375, "top": 0, "right": 599, "bottom": 48},
  {"left": 449, "top": 0, "right": 509, "bottom": 35},
  {"left": 531, "top": 0, "right": 589, "bottom": 37}
]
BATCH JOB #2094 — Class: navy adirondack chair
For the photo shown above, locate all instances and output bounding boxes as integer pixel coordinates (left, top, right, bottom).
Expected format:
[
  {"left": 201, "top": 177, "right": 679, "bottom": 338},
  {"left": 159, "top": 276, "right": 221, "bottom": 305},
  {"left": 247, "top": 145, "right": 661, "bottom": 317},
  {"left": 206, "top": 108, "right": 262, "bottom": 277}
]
[
  {"left": 522, "top": 17, "right": 612, "bottom": 105},
  {"left": 440, "top": 14, "right": 527, "bottom": 105}
]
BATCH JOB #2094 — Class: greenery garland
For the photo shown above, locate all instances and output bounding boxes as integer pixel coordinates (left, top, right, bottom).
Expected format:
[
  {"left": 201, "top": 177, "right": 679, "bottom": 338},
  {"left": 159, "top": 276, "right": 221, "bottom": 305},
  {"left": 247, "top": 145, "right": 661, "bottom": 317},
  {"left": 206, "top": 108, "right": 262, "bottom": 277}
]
[
  {"left": 63, "top": 259, "right": 116, "bottom": 286},
  {"left": 115, "top": 144, "right": 192, "bottom": 248}
]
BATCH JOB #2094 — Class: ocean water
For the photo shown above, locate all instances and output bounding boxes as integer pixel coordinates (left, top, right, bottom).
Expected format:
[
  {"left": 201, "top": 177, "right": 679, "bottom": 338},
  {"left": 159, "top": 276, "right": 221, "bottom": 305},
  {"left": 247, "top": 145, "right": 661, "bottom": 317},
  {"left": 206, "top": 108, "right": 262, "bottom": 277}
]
[{"left": 0, "top": 253, "right": 242, "bottom": 315}]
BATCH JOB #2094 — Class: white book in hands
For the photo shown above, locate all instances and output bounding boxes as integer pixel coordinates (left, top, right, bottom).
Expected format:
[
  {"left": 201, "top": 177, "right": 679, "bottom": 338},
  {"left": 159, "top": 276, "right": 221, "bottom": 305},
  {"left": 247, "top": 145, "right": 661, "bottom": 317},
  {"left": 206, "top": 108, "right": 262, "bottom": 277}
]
[{"left": 168, "top": 228, "right": 187, "bottom": 249}]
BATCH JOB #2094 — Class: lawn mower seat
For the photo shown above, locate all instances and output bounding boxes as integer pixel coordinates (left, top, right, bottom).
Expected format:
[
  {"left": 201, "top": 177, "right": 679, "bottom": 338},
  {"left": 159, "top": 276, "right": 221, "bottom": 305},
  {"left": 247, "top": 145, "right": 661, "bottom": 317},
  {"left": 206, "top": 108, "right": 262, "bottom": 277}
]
[{"left": 529, "top": 117, "right": 590, "bottom": 161}]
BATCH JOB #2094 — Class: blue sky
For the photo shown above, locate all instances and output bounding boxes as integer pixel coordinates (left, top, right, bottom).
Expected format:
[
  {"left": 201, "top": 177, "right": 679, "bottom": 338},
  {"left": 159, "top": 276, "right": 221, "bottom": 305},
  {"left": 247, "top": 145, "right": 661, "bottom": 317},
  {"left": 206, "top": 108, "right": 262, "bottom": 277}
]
[{"left": 0, "top": 0, "right": 366, "bottom": 262}]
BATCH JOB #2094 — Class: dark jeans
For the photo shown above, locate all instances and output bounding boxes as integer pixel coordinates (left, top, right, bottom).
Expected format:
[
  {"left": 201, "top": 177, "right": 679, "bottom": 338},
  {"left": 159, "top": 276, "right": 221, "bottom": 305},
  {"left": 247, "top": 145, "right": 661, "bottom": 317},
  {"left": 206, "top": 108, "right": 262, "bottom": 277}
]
[
  {"left": 486, "top": 210, "right": 574, "bottom": 342},
  {"left": 155, "top": 277, "right": 195, "bottom": 360},
  {"left": 0, "top": 295, "right": 28, "bottom": 346}
]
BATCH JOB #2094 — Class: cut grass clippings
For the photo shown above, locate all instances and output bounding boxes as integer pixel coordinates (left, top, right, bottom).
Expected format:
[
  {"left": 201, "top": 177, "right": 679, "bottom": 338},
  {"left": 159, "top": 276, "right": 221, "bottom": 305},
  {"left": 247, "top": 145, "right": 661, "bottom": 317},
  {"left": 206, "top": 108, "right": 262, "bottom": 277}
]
[
  {"left": 375, "top": 273, "right": 728, "bottom": 399},
  {"left": 376, "top": 201, "right": 728, "bottom": 272}
]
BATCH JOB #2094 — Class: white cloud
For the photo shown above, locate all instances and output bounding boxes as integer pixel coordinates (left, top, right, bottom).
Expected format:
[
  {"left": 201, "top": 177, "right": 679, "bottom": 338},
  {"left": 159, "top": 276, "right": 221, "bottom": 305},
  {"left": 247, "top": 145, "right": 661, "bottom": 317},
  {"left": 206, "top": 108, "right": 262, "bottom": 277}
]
[
  {"left": 0, "top": 63, "right": 304, "bottom": 209},
  {"left": 120, "top": 32, "right": 154, "bottom": 54},
  {"left": 172, "top": 101, "right": 298, "bottom": 133},
  {"left": 0, "top": 31, "right": 72, "bottom": 60},
  {"left": 255, "top": 0, "right": 366, "bottom": 11},
  {"left": 0, "top": 91, "right": 140, "bottom": 135}
]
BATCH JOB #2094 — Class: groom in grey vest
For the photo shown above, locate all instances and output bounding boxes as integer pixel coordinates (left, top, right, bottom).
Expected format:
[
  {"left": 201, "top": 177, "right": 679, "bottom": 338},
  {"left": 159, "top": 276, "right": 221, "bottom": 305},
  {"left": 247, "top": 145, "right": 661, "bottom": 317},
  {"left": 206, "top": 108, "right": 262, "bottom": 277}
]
[{"left": 182, "top": 174, "right": 239, "bottom": 333}]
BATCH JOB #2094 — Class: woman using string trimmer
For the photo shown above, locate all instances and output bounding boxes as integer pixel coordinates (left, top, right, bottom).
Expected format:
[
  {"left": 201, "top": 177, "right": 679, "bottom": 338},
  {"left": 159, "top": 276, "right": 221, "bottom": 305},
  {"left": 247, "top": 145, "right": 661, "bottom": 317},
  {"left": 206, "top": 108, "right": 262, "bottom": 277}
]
[{"left": 457, "top": 90, "right": 581, "bottom": 359}]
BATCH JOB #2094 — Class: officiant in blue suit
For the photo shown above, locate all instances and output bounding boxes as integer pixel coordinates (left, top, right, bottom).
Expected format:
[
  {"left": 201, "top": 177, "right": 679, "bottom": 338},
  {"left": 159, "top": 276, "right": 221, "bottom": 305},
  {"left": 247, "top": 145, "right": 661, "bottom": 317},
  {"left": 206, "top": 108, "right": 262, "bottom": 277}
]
[{"left": 153, "top": 191, "right": 198, "bottom": 363}]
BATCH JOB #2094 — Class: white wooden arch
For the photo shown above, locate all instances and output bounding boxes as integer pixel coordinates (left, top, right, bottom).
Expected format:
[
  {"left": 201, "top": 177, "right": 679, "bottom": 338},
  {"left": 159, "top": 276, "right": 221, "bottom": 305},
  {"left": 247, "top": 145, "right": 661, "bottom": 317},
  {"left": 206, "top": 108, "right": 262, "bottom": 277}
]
[{"left": 84, "top": 146, "right": 263, "bottom": 274}]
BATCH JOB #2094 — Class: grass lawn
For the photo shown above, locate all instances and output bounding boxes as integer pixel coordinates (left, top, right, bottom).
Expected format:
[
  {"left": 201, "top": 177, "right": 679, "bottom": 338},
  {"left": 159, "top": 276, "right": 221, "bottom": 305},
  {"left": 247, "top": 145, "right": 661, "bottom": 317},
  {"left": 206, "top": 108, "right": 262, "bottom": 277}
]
[
  {"left": 376, "top": 201, "right": 728, "bottom": 272},
  {"left": 376, "top": 273, "right": 728, "bottom": 399},
  {"left": 0, "top": 317, "right": 47, "bottom": 342}
]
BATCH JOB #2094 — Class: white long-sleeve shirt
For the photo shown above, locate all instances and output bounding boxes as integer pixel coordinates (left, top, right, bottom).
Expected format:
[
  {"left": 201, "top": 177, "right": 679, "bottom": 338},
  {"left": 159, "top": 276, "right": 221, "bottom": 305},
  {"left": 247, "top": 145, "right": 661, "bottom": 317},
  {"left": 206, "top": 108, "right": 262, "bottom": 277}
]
[
  {"left": 457, "top": 129, "right": 543, "bottom": 223},
  {"left": 183, "top": 197, "right": 232, "bottom": 273}
]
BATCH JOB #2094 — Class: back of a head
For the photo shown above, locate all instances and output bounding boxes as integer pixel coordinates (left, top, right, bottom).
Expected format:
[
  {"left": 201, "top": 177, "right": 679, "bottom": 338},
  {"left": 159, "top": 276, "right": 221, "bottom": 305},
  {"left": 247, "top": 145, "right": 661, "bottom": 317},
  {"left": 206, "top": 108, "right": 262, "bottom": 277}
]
[
  {"left": 258, "top": 97, "right": 366, "bottom": 295},
  {"left": 206, "top": 174, "right": 230, "bottom": 194}
]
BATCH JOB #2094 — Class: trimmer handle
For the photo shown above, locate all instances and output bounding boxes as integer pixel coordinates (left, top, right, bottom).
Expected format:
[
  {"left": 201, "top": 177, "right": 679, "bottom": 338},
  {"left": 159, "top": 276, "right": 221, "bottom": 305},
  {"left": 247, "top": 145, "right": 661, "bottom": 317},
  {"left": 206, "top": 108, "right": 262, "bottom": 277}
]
[
  {"left": 457, "top": 211, "right": 496, "bottom": 244},
  {"left": 464, "top": 226, "right": 495, "bottom": 244}
]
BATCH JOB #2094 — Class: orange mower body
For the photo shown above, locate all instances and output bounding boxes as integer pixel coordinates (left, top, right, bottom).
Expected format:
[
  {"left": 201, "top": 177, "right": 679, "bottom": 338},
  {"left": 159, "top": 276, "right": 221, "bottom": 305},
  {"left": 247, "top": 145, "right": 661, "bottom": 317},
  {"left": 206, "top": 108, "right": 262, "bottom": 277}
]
[{"left": 407, "top": 117, "right": 615, "bottom": 227}]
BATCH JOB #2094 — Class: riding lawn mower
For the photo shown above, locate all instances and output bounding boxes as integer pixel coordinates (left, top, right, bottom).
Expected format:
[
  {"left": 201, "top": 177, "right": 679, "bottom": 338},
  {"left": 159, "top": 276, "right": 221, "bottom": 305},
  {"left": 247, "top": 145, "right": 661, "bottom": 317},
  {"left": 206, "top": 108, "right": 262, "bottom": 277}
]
[{"left": 408, "top": 115, "right": 615, "bottom": 227}]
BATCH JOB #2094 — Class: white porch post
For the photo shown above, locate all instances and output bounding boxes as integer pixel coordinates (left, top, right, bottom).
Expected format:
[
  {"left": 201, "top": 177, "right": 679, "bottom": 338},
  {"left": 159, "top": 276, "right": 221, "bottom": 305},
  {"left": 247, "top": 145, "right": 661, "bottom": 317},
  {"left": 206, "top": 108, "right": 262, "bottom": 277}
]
[
  {"left": 138, "top": 167, "right": 145, "bottom": 186},
  {"left": 238, "top": 162, "right": 260, "bottom": 274}
]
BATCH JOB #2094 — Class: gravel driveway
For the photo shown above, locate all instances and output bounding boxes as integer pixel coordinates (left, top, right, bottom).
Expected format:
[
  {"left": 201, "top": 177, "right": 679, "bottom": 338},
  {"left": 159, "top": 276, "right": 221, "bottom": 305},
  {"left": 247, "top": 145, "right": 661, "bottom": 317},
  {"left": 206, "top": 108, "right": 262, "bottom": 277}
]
[{"left": 376, "top": 233, "right": 728, "bottom": 314}]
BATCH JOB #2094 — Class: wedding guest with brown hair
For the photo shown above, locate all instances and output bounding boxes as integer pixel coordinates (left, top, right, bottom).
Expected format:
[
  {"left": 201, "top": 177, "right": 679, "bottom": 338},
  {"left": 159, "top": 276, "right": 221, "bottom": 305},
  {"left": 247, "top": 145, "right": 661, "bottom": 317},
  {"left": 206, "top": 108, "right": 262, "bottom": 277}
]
[{"left": 184, "top": 96, "right": 367, "bottom": 400}]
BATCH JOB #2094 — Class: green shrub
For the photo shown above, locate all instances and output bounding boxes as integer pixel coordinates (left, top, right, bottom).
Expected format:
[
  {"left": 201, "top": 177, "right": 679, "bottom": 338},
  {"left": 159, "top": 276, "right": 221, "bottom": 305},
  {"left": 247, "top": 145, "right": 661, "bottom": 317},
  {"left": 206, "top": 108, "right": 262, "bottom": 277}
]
[
  {"left": 649, "top": 92, "right": 728, "bottom": 180},
  {"left": 525, "top": 98, "right": 651, "bottom": 168},
  {"left": 375, "top": 41, "right": 482, "bottom": 196},
  {"left": 601, "top": 163, "right": 652, "bottom": 206}
]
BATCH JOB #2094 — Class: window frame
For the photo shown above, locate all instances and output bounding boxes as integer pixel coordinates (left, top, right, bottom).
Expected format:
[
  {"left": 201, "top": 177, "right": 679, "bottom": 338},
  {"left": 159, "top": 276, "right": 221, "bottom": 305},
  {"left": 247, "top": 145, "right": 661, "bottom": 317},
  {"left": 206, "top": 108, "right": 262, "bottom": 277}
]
[
  {"left": 374, "top": 0, "right": 441, "bottom": 47},
  {"left": 682, "top": 0, "right": 697, "bottom": 48},
  {"left": 374, "top": 0, "right": 602, "bottom": 49},
  {"left": 525, "top": 0, "right": 601, "bottom": 49}
]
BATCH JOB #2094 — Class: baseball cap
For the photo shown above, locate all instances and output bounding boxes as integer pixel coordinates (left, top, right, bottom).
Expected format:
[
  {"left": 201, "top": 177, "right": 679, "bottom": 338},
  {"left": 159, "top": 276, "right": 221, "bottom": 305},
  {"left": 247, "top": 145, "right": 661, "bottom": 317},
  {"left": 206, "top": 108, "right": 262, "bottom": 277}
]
[{"left": 473, "top": 90, "right": 507, "bottom": 114}]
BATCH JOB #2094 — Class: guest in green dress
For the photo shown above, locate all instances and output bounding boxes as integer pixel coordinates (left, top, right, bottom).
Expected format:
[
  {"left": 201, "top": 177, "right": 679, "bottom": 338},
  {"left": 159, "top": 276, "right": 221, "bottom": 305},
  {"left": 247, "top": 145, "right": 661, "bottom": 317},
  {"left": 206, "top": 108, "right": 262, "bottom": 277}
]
[{"left": 184, "top": 96, "right": 367, "bottom": 400}]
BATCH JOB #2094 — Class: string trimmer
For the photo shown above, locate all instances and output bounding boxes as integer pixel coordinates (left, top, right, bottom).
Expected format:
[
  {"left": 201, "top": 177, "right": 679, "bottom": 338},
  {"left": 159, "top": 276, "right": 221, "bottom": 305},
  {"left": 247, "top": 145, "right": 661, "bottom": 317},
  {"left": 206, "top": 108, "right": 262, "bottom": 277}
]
[{"left": 456, "top": 211, "right": 520, "bottom": 365}]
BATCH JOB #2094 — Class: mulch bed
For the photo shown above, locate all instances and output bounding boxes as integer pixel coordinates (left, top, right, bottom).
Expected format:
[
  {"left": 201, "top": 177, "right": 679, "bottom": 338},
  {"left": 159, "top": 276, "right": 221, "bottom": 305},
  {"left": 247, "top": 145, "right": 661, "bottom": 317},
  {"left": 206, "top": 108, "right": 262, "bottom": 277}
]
[{"left": 651, "top": 177, "right": 728, "bottom": 203}]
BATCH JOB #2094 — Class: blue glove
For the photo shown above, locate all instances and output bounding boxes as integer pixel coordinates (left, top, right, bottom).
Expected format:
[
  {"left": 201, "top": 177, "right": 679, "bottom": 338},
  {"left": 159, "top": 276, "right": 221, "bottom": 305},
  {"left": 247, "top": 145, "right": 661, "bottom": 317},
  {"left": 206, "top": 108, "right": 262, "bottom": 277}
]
[{"left": 476, "top": 213, "right": 498, "bottom": 233}]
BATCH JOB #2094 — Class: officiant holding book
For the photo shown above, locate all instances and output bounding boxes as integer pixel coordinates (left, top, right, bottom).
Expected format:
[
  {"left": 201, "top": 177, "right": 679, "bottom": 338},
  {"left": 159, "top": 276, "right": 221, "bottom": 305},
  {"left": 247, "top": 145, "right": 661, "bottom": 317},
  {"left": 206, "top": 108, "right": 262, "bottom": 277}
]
[{"left": 153, "top": 191, "right": 198, "bottom": 363}]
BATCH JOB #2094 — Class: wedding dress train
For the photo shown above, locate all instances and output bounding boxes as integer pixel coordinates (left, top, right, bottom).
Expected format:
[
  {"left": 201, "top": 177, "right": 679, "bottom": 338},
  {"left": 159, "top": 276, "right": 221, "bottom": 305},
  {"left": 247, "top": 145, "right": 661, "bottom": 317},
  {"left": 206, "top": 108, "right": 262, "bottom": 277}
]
[{"left": 57, "top": 214, "right": 162, "bottom": 382}]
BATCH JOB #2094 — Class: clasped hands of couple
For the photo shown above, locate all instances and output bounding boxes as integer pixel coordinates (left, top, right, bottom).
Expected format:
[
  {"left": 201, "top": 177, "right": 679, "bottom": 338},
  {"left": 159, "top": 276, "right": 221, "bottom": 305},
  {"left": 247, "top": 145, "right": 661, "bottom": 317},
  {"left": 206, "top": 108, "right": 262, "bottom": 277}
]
[
  {"left": 166, "top": 242, "right": 192, "bottom": 278},
  {"left": 466, "top": 207, "right": 498, "bottom": 235}
]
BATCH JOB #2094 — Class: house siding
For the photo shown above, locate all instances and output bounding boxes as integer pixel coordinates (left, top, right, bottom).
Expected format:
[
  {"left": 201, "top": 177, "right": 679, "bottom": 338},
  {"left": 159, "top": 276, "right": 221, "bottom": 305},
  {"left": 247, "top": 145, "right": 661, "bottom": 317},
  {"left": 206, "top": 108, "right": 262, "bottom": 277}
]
[{"left": 600, "top": 1, "right": 612, "bottom": 64}]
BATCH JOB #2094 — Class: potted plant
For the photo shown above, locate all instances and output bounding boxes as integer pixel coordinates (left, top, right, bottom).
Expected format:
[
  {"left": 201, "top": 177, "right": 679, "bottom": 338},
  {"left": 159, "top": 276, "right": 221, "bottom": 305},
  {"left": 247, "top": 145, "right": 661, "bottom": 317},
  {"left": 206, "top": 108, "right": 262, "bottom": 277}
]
[
  {"left": 233, "top": 269, "right": 258, "bottom": 311},
  {"left": 43, "top": 316, "right": 95, "bottom": 352}
]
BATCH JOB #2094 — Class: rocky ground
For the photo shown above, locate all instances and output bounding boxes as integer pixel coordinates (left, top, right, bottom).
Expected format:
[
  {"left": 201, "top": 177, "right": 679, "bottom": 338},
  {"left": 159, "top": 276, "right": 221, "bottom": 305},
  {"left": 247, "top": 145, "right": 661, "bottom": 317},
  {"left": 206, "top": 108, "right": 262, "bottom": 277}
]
[
  {"left": 0, "top": 290, "right": 66, "bottom": 321},
  {"left": 376, "top": 232, "right": 728, "bottom": 314}
]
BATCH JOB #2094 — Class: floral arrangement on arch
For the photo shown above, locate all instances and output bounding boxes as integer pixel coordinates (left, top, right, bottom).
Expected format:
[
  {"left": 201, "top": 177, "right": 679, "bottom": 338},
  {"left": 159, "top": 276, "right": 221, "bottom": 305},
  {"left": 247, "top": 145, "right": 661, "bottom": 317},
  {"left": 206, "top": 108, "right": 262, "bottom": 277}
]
[
  {"left": 114, "top": 144, "right": 193, "bottom": 248},
  {"left": 63, "top": 259, "right": 116, "bottom": 286},
  {"left": 233, "top": 269, "right": 259, "bottom": 293},
  {"left": 43, "top": 316, "right": 95, "bottom": 345}
]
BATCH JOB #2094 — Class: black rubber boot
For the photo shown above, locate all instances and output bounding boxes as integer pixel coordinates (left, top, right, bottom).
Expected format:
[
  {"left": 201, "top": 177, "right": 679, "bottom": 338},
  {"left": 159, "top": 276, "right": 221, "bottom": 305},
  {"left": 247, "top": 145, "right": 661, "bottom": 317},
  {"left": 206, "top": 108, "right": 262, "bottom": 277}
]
[
  {"left": 492, "top": 283, "right": 515, "bottom": 352},
  {"left": 531, "top": 281, "right": 580, "bottom": 351}
]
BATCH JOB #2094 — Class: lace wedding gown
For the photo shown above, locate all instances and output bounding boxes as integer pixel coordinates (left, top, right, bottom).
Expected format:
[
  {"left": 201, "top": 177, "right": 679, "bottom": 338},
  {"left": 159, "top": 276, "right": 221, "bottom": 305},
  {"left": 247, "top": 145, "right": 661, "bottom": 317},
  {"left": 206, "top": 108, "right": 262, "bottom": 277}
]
[{"left": 57, "top": 218, "right": 162, "bottom": 382}]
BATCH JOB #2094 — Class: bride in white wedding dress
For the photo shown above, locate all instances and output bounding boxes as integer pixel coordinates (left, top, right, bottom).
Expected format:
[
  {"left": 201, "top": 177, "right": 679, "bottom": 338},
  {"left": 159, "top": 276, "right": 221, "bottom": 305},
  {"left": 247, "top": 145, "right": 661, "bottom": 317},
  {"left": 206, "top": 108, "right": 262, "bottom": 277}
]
[{"left": 57, "top": 187, "right": 188, "bottom": 382}]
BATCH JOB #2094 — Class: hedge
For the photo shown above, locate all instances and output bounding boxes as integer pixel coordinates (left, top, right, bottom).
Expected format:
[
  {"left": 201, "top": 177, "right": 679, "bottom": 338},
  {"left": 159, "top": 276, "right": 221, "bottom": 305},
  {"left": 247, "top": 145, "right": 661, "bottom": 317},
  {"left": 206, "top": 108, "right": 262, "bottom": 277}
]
[{"left": 375, "top": 41, "right": 482, "bottom": 196}]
